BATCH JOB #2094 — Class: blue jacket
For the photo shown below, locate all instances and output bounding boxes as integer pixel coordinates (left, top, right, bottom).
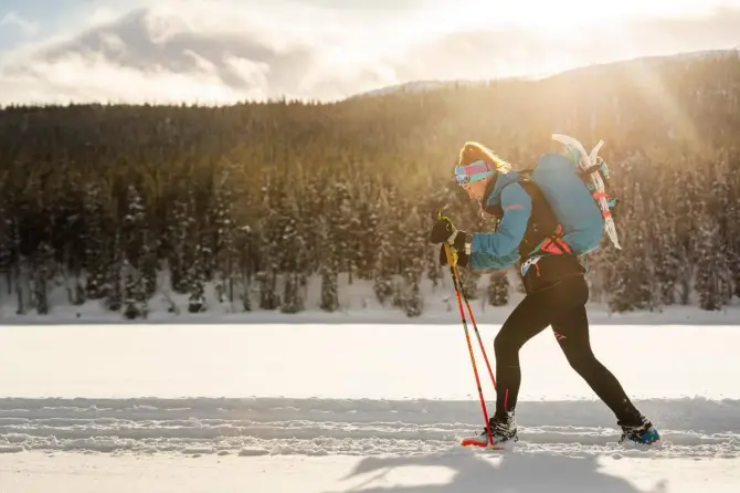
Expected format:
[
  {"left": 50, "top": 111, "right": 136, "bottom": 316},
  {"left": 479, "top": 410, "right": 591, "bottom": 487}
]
[{"left": 469, "top": 170, "right": 531, "bottom": 271}]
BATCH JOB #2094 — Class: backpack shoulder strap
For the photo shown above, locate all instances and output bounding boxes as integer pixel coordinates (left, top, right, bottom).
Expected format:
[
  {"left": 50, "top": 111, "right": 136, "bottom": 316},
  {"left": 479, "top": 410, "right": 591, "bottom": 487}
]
[{"left": 516, "top": 177, "right": 572, "bottom": 257}]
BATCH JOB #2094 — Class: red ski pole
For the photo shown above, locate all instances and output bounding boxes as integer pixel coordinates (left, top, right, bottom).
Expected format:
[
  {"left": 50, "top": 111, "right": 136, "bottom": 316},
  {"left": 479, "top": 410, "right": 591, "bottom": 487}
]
[
  {"left": 442, "top": 240, "right": 494, "bottom": 447},
  {"left": 452, "top": 262, "right": 497, "bottom": 390}
]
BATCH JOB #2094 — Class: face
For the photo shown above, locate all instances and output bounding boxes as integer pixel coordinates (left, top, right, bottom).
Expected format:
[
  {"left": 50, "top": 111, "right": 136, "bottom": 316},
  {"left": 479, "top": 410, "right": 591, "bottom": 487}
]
[{"left": 461, "top": 179, "right": 488, "bottom": 202}]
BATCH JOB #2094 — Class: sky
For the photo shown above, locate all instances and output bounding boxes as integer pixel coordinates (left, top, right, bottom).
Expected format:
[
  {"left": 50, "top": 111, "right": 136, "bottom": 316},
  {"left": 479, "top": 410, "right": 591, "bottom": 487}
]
[{"left": 1, "top": 0, "right": 740, "bottom": 105}]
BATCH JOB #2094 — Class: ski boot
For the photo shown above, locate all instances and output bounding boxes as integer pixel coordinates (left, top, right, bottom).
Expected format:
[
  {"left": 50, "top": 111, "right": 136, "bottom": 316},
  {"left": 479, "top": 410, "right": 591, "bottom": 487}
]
[
  {"left": 618, "top": 415, "right": 660, "bottom": 445},
  {"left": 461, "top": 411, "right": 519, "bottom": 448}
]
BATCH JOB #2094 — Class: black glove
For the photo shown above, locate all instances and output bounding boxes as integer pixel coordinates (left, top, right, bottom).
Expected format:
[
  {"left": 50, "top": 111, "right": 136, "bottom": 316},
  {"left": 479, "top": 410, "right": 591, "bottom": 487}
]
[
  {"left": 429, "top": 217, "right": 467, "bottom": 251},
  {"left": 439, "top": 244, "right": 469, "bottom": 267},
  {"left": 431, "top": 217, "right": 470, "bottom": 267}
]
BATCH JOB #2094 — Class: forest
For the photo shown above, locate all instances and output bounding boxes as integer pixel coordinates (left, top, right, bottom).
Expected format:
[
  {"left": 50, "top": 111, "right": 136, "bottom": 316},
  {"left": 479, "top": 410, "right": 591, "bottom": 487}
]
[{"left": 1, "top": 52, "right": 739, "bottom": 319}]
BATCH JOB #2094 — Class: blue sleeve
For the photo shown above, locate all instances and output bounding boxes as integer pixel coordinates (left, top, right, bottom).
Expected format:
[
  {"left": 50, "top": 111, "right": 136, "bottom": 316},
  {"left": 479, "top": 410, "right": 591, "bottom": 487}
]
[{"left": 468, "top": 183, "right": 531, "bottom": 271}]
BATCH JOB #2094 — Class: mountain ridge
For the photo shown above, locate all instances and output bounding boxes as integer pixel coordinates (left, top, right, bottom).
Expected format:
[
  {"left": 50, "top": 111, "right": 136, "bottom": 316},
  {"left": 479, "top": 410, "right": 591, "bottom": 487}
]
[{"left": 349, "top": 47, "right": 740, "bottom": 100}]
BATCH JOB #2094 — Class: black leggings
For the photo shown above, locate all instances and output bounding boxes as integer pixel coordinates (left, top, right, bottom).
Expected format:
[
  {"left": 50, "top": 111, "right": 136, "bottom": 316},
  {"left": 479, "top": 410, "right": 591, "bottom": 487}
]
[{"left": 493, "top": 275, "right": 642, "bottom": 425}]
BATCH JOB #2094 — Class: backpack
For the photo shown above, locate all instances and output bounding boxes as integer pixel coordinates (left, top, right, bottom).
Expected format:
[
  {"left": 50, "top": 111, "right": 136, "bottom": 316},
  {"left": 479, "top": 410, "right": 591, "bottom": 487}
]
[
  {"left": 487, "top": 135, "right": 619, "bottom": 259},
  {"left": 521, "top": 134, "right": 620, "bottom": 255}
]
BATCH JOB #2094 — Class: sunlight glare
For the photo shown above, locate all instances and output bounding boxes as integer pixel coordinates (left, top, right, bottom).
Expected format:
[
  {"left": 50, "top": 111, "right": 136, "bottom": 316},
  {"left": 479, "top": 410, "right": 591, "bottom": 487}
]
[{"left": 432, "top": 0, "right": 740, "bottom": 33}]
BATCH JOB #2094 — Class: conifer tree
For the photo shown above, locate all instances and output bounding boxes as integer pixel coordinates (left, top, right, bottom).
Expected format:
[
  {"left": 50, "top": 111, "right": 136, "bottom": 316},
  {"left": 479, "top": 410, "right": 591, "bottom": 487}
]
[{"left": 488, "top": 271, "right": 509, "bottom": 306}]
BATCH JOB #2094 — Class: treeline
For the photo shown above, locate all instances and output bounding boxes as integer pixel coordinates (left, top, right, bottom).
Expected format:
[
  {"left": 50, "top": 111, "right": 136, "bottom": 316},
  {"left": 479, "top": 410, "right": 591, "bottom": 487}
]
[{"left": 1, "top": 53, "right": 740, "bottom": 318}]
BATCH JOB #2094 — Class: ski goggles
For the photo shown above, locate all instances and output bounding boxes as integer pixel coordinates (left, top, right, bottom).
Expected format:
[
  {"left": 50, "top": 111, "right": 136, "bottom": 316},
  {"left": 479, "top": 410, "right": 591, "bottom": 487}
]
[{"left": 453, "top": 160, "right": 494, "bottom": 185}]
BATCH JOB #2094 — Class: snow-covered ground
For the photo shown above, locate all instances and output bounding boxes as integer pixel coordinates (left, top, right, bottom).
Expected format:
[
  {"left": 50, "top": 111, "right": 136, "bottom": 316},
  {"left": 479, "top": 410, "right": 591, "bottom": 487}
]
[{"left": 0, "top": 322, "right": 739, "bottom": 492}]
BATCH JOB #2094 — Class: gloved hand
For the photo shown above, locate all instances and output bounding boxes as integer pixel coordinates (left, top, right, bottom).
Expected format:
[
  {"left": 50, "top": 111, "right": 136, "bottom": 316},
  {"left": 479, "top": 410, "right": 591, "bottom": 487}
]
[
  {"left": 439, "top": 244, "right": 469, "bottom": 267},
  {"left": 430, "top": 216, "right": 470, "bottom": 267},
  {"left": 429, "top": 217, "right": 466, "bottom": 249}
]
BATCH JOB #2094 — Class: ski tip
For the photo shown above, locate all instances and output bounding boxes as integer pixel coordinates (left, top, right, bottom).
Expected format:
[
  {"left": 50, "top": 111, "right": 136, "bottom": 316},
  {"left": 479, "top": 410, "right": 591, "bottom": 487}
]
[
  {"left": 460, "top": 438, "right": 489, "bottom": 448},
  {"left": 460, "top": 438, "right": 506, "bottom": 451}
]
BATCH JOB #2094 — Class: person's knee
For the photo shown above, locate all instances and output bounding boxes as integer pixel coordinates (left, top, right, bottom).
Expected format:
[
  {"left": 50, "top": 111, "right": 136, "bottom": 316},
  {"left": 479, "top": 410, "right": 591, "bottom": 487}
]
[
  {"left": 494, "top": 328, "right": 520, "bottom": 361},
  {"left": 565, "top": 349, "right": 598, "bottom": 374}
]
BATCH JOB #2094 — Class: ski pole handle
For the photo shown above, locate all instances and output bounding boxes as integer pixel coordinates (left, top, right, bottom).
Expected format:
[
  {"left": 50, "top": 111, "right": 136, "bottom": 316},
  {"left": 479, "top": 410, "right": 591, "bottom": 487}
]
[{"left": 436, "top": 209, "right": 459, "bottom": 267}]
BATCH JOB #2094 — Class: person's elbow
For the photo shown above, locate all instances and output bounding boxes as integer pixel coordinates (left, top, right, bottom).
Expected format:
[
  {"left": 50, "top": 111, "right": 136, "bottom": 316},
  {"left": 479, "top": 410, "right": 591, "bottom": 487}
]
[
  {"left": 469, "top": 213, "right": 529, "bottom": 260},
  {"left": 467, "top": 185, "right": 531, "bottom": 269}
]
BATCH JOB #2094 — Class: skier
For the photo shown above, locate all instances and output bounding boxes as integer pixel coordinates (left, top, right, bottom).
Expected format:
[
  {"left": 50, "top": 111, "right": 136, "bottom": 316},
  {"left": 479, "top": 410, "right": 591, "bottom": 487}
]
[{"left": 429, "top": 139, "right": 660, "bottom": 447}]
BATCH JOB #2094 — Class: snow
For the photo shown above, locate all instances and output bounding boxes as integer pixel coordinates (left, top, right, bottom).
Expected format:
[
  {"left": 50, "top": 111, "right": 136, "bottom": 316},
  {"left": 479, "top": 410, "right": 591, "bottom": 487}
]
[
  {"left": 1, "top": 321, "right": 740, "bottom": 491},
  {"left": 5, "top": 452, "right": 740, "bottom": 493}
]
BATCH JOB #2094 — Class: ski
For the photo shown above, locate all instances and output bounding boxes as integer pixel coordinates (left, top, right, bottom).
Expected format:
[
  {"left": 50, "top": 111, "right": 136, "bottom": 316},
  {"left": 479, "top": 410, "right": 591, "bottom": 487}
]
[{"left": 551, "top": 134, "right": 621, "bottom": 250}]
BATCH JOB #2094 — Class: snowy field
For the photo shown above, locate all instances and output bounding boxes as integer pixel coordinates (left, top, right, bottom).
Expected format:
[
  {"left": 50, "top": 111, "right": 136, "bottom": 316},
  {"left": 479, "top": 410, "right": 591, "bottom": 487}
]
[{"left": 1, "top": 322, "right": 740, "bottom": 492}]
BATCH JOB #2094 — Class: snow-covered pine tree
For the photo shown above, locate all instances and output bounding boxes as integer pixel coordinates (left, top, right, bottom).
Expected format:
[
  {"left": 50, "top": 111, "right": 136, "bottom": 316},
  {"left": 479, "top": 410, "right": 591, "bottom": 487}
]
[
  {"left": 318, "top": 213, "right": 339, "bottom": 312},
  {"left": 330, "top": 182, "right": 355, "bottom": 283},
  {"left": 459, "top": 268, "right": 481, "bottom": 300},
  {"left": 122, "top": 265, "right": 140, "bottom": 319},
  {"left": 650, "top": 176, "right": 681, "bottom": 307},
  {"left": 706, "top": 153, "right": 738, "bottom": 304},
  {"left": 694, "top": 212, "right": 732, "bottom": 310},
  {"left": 140, "top": 240, "right": 158, "bottom": 301},
  {"left": 0, "top": 195, "right": 12, "bottom": 298},
  {"left": 8, "top": 214, "right": 23, "bottom": 315},
  {"left": 405, "top": 279, "right": 423, "bottom": 317},
  {"left": 353, "top": 191, "right": 380, "bottom": 281},
  {"left": 487, "top": 270, "right": 509, "bottom": 306},
  {"left": 166, "top": 193, "right": 192, "bottom": 294},
  {"left": 319, "top": 261, "right": 340, "bottom": 312},
  {"left": 31, "top": 240, "right": 55, "bottom": 315},
  {"left": 426, "top": 248, "right": 442, "bottom": 289},
  {"left": 672, "top": 163, "right": 703, "bottom": 306},
  {"left": 281, "top": 274, "right": 304, "bottom": 314},
  {"left": 725, "top": 151, "right": 740, "bottom": 299},
  {"left": 236, "top": 225, "right": 256, "bottom": 312},
  {"left": 55, "top": 173, "right": 87, "bottom": 307},
  {"left": 211, "top": 172, "right": 241, "bottom": 309},
  {"left": 280, "top": 199, "right": 306, "bottom": 314},
  {"left": 298, "top": 176, "right": 324, "bottom": 277},
  {"left": 120, "top": 184, "right": 150, "bottom": 318},
  {"left": 728, "top": 176, "right": 740, "bottom": 300},
  {"left": 389, "top": 191, "right": 419, "bottom": 311},
  {"left": 607, "top": 181, "right": 655, "bottom": 312},
  {"left": 82, "top": 182, "right": 109, "bottom": 300},
  {"left": 256, "top": 253, "right": 278, "bottom": 311},
  {"left": 172, "top": 185, "right": 208, "bottom": 314},
  {"left": 372, "top": 188, "right": 395, "bottom": 305},
  {"left": 400, "top": 206, "right": 425, "bottom": 317},
  {"left": 257, "top": 183, "right": 280, "bottom": 310},
  {"left": 187, "top": 242, "right": 208, "bottom": 313}
]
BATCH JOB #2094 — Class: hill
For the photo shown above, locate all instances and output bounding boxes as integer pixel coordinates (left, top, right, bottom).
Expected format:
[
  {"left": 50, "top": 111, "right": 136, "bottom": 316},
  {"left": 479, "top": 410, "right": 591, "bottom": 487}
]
[{"left": 350, "top": 48, "right": 740, "bottom": 99}]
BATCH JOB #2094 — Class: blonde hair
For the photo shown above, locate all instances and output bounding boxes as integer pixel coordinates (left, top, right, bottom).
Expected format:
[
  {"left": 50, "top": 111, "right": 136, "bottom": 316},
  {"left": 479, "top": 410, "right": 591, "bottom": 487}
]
[{"left": 457, "top": 141, "right": 513, "bottom": 174}]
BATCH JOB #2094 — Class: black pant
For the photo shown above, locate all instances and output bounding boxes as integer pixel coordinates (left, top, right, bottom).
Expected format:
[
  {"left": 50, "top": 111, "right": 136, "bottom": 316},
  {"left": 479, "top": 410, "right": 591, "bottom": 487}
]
[{"left": 493, "top": 274, "right": 642, "bottom": 425}]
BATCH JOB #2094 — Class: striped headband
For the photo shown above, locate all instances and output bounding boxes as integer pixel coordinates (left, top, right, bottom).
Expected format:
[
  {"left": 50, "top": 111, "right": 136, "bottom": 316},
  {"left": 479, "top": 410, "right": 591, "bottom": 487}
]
[{"left": 453, "top": 159, "right": 494, "bottom": 185}]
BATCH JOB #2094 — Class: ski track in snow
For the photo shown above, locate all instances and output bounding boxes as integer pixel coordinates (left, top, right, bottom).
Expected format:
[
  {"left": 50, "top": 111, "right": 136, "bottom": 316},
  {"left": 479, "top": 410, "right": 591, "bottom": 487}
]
[{"left": 0, "top": 397, "right": 738, "bottom": 459}]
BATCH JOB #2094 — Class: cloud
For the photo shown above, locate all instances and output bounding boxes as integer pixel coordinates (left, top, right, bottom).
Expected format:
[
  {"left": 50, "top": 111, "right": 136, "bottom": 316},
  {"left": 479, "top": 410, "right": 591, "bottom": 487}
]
[
  {"left": 0, "top": 1, "right": 415, "bottom": 104},
  {"left": 394, "top": 9, "right": 740, "bottom": 82},
  {"left": 0, "top": 12, "right": 39, "bottom": 37},
  {"left": 1, "top": 1, "right": 740, "bottom": 106}
]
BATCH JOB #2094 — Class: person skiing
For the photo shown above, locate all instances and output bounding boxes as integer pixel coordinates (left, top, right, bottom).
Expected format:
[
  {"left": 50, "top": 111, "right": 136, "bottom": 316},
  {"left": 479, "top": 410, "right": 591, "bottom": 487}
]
[{"left": 429, "top": 139, "right": 660, "bottom": 447}]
